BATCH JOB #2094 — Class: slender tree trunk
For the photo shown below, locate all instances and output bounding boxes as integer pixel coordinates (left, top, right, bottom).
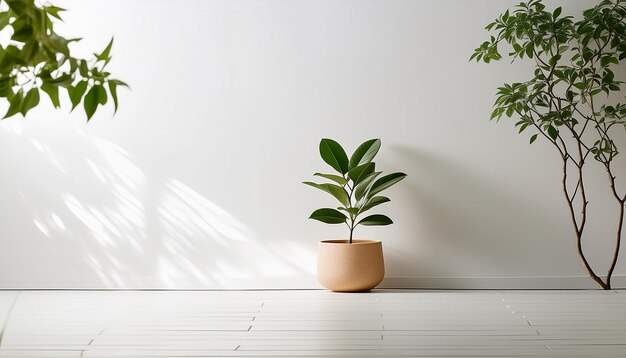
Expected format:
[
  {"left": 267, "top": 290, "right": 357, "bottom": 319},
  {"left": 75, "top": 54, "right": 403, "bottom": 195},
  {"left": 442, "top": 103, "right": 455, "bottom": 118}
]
[
  {"left": 562, "top": 158, "right": 609, "bottom": 289},
  {"left": 606, "top": 199, "right": 625, "bottom": 290}
]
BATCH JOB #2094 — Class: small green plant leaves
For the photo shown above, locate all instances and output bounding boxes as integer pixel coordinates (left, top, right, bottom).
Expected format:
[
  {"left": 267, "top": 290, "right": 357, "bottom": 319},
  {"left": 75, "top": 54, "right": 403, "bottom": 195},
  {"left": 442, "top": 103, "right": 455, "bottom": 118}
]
[
  {"left": 319, "top": 138, "right": 349, "bottom": 174},
  {"left": 349, "top": 139, "right": 381, "bottom": 169},
  {"left": 529, "top": 133, "right": 538, "bottom": 144},
  {"left": 306, "top": 138, "right": 406, "bottom": 241},
  {"left": 0, "top": 3, "right": 126, "bottom": 121},
  {"left": 309, "top": 208, "right": 347, "bottom": 224},
  {"left": 357, "top": 214, "right": 393, "bottom": 226},
  {"left": 348, "top": 162, "right": 375, "bottom": 185},
  {"left": 368, "top": 172, "right": 407, "bottom": 197},
  {"left": 314, "top": 173, "right": 347, "bottom": 185}
]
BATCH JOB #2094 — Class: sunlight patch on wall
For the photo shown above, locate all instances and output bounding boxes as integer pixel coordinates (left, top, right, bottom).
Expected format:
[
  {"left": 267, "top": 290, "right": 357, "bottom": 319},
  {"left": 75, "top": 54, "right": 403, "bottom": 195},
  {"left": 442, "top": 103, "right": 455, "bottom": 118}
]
[
  {"left": 3, "top": 123, "right": 314, "bottom": 287},
  {"left": 154, "top": 179, "right": 306, "bottom": 285}
]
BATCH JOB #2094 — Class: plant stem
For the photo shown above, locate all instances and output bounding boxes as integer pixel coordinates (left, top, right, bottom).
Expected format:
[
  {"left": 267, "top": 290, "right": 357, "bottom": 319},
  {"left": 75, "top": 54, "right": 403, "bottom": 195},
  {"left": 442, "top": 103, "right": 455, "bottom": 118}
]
[
  {"left": 606, "top": 199, "right": 624, "bottom": 290},
  {"left": 349, "top": 224, "right": 353, "bottom": 244},
  {"left": 605, "top": 165, "right": 625, "bottom": 290},
  {"left": 345, "top": 174, "right": 355, "bottom": 244},
  {"left": 562, "top": 158, "right": 609, "bottom": 289}
]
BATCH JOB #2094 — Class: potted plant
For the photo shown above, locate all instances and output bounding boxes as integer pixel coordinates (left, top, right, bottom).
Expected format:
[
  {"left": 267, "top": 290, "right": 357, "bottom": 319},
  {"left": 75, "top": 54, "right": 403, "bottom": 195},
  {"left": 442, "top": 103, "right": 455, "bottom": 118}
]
[{"left": 304, "top": 138, "right": 406, "bottom": 292}]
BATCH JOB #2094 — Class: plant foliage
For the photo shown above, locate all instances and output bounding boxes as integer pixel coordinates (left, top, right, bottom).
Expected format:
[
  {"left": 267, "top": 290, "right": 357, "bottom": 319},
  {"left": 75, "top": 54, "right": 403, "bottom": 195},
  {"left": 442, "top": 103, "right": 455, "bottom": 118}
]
[
  {"left": 0, "top": 0, "right": 127, "bottom": 120},
  {"left": 304, "top": 138, "right": 406, "bottom": 243},
  {"left": 471, "top": 0, "right": 626, "bottom": 289}
]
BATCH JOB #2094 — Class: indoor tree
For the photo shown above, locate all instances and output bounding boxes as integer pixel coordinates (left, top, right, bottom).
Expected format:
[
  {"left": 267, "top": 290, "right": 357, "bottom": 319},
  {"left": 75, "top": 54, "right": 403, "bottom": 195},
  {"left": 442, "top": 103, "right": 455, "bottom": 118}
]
[
  {"left": 0, "top": 0, "right": 126, "bottom": 120},
  {"left": 471, "top": 0, "right": 626, "bottom": 289}
]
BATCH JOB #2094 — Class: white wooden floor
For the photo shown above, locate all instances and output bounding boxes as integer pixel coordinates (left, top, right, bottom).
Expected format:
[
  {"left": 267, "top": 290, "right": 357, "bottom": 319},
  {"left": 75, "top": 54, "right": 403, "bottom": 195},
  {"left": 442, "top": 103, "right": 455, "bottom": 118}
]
[{"left": 0, "top": 290, "right": 625, "bottom": 357}]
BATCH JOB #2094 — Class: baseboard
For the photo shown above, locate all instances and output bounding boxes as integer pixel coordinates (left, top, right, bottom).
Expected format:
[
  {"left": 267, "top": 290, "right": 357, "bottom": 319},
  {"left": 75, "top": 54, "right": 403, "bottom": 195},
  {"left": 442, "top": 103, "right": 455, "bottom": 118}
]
[
  {"left": 379, "top": 275, "right": 626, "bottom": 289},
  {"left": 0, "top": 274, "right": 625, "bottom": 290}
]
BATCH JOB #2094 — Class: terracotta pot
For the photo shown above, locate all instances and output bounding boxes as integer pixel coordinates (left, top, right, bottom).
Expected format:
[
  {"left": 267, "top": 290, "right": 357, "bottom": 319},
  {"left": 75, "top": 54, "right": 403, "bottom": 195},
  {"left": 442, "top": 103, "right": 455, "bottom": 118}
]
[{"left": 317, "top": 240, "right": 385, "bottom": 292}]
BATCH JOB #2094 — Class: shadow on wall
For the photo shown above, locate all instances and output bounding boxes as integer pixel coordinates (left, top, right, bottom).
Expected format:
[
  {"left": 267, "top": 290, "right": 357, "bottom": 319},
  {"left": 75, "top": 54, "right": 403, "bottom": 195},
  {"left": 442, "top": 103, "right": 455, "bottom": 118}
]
[
  {"left": 389, "top": 145, "right": 578, "bottom": 278},
  {"left": 0, "top": 121, "right": 313, "bottom": 288}
]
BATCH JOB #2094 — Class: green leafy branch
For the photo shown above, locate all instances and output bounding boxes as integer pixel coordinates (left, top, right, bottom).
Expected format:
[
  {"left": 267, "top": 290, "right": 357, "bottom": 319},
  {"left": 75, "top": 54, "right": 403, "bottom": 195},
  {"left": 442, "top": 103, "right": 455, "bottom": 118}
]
[
  {"left": 0, "top": 0, "right": 127, "bottom": 120},
  {"left": 304, "top": 138, "right": 406, "bottom": 243}
]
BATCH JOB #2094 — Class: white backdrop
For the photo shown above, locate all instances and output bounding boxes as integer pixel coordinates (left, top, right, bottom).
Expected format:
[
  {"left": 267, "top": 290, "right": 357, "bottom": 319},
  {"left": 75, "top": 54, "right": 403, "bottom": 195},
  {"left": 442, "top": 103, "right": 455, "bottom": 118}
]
[{"left": 0, "top": 0, "right": 624, "bottom": 289}]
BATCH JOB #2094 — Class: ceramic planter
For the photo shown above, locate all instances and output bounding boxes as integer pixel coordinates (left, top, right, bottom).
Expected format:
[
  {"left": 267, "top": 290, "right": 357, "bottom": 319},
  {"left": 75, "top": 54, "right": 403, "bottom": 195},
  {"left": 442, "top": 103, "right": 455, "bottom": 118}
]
[{"left": 317, "top": 240, "right": 385, "bottom": 292}]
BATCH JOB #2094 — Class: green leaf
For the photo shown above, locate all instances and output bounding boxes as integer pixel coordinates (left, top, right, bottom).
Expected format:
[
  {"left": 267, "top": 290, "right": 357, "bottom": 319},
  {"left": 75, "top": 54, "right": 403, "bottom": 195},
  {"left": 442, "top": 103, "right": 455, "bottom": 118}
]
[
  {"left": 525, "top": 42, "right": 534, "bottom": 58},
  {"left": 314, "top": 173, "right": 347, "bottom": 185},
  {"left": 21, "top": 41, "right": 39, "bottom": 64},
  {"left": 553, "top": 7, "right": 562, "bottom": 19},
  {"left": 360, "top": 196, "right": 390, "bottom": 213},
  {"left": 368, "top": 172, "right": 407, "bottom": 197},
  {"left": 357, "top": 214, "right": 393, "bottom": 226},
  {"left": 354, "top": 171, "right": 382, "bottom": 201},
  {"left": 547, "top": 125, "right": 558, "bottom": 140},
  {"left": 548, "top": 54, "right": 561, "bottom": 66},
  {"left": 325, "top": 184, "right": 350, "bottom": 207},
  {"left": 303, "top": 182, "right": 350, "bottom": 207},
  {"left": 0, "top": 11, "right": 10, "bottom": 31},
  {"left": 79, "top": 60, "right": 89, "bottom": 77},
  {"left": 45, "top": 5, "right": 66, "bottom": 20},
  {"left": 309, "top": 208, "right": 347, "bottom": 224},
  {"left": 338, "top": 207, "right": 359, "bottom": 216},
  {"left": 529, "top": 133, "right": 538, "bottom": 145},
  {"left": 349, "top": 139, "right": 381, "bottom": 169},
  {"left": 41, "top": 83, "right": 60, "bottom": 109},
  {"left": 0, "top": 77, "right": 14, "bottom": 97},
  {"left": 84, "top": 85, "right": 99, "bottom": 120},
  {"left": 4, "top": 90, "right": 23, "bottom": 119},
  {"left": 96, "top": 84, "right": 107, "bottom": 105},
  {"left": 47, "top": 73, "right": 73, "bottom": 87},
  {"left": 96, "top": 38, "right": 114, "bottom": 63},
  {"left": 11, "top": 21, "right": 33, "bottom": 42},
  {"left": 319, "top": 138, "right": 349, "bottom": 174},
  {"left": 348, "top": 162, "right": 375, "bottom": 185},
  {"left": 108, "top": 80, "right": 119, "bottom": 112},
  {"left": 69, "top": 81, "right": 88, "bottom": 110},
  {"left": 20, "top": 88, "right": 40, "bottom": 116},
  {"left": 110, "top": 79, "right": 129, "bottom": 88}
]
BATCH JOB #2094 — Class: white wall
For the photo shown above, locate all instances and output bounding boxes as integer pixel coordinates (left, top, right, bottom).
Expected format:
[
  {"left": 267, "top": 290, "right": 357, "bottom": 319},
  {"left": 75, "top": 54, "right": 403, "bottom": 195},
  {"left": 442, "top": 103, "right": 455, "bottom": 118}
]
[{"left": 0, "top": 0, "right": 624, "bottom": 289}]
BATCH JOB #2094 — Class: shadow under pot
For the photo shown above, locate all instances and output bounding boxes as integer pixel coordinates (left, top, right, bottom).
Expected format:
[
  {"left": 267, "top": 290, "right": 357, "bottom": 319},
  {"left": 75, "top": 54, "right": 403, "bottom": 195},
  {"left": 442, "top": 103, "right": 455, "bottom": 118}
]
[{"left": 317, "top": 240, "right": 385, "bottom": 292}]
